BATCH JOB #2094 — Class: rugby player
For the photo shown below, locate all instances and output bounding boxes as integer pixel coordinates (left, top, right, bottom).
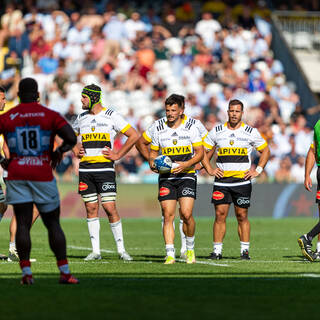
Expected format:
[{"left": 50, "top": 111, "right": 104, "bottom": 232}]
[
  {"left": 73, "top": 84, "right": 138, "bottom": 261},
  {"left": 298, "top": 120, "right": 320, "bottom": 261},
  {"left": 147, "top": 94, "right": 204, "bottom": 264},
  {"left": 202, "top": 99, "right": 270, "bottom": 260},
  {"left": 136, "top": 94, "right": 208, "bottom": 259},
  {"left": 0, "top": 77, "right": 78, "bottom": 284}
]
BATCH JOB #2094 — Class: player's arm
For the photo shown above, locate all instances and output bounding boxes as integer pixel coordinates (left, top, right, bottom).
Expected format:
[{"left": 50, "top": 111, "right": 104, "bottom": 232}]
[
  {"left": 244, "top": 145, "right": 270, "bottom": 180},
  {"left": 52, "top": 124, "right": 77, "bottom": 169},
  {"left": 172, "top": 145, "right": 204, "bottom": 174},
  {"left": 135, "top": 133, "right": 151, "bottom": 161},
  {"left": 149, "top": 148, "right": 159, "bottom": 173},
  {"left": 201, "top": 147, "right": 224, "bottom": 178},
  {"left": 103, "top": 127, "right": 139, "bottom": 161},
  {"left": 304, "top": 144, "right": 315, "bottom": 192}
]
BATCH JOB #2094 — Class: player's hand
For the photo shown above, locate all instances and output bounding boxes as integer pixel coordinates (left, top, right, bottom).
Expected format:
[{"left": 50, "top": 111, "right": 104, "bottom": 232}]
[
  {"left": 51, "top": 148, "right": 63, "bottom": 169},
  {"left": 244, "top": 169, "right": 259, "bottom": 180},
  {"left": 78, "top": 145, "right": 85, "bottom": 159},
  {"left": 210, "top": 167, "right": 224, "bottom": 178},
  {"left": 171, "top": 161, "right": 189, "bottom": 174},
  {"left": 304, "top": 176, "right": 312, "bottom": 192},
  {"left": 102, "top": 147, "right": 119, "bottom": 161},
  {"left": 194, "top": 163, "right": 203, "bottom": 171}
]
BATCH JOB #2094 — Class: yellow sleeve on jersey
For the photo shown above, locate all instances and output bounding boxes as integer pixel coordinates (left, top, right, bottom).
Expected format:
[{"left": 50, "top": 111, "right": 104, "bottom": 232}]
[
  {"left": 202, "top": 133, "right": 208, "bottom": 141},
  {"left": 192, "top": 141, "right": 203, "bottom": 147},
  {"left": 150, "top": 144, "right": 160, "bottom": 151},
  {"left": 143, "top": 131, "right": 152, "bottom": 143},
  {"left": 256, "top": 141, "right": 268, "bottom": 151},
  {"left": 203, "top": 140, "right": 213, "bottom": 150},
  {"left": 120, "top": 124, "right": 131, "bottom": 134},
  {"left": 311, "top": 142, "right": 314, "bottom": 149}
]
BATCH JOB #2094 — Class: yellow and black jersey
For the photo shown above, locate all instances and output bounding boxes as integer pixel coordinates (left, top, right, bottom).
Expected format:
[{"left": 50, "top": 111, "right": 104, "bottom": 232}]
[
  {"left": 147, "top": 116, "right": 202, "bottom": 180},
  {"left": 204, "top": 122, "right": 267, "bottom": 186},
  {"left": 143, "top": 114, "right": 208, "bottom": 143},
  {"left": 72, "top": 107, "right": 131, "bottom": 172}
]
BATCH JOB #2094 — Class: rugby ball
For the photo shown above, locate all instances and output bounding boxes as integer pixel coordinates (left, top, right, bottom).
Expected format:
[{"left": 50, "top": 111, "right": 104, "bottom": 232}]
[{"left": 154, "top": 155, "right": 172, "bottom": 174}]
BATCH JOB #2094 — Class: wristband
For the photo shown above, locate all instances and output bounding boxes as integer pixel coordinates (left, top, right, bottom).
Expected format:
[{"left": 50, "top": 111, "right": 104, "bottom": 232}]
[{"left": 255, "top": 166, "right": 263, "bottom": 174}]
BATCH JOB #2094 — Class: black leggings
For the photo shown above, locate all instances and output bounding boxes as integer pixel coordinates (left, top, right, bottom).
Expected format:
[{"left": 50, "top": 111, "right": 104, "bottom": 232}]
[{"left": 14, "top": 202, "right": 67, "bottom": 261}]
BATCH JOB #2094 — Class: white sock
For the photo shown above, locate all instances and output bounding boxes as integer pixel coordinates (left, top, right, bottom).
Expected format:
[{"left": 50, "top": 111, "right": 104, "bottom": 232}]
[
  {"left": 213, "top": 242, "right": 223, "bottom": 255},
  {"left": 240, "top": 241, "right": 250, "bottom": 253},
  {"left": 87, "top": 217, "right": 100, "bottom": 254},
  {"left": 9, "top": 241, "right": 16, "bottom": 250},
  {"left": 317, "top": 242, "right": 320, "bottom": 252},
  {"left": 179, "top": 219, "right": 187, "bottom": 253},
  {"left": 110, "top": 219, "right": 125, "bottom": 254},
  {"left": 165, "top": 244, "right": 175, "bottom": 258},
  {"left": 186, "top": 236, "right": 195, "bottom": 250}
]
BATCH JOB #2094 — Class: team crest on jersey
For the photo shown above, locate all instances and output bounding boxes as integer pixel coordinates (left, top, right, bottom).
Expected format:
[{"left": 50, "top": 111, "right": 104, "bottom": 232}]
[
  {"left": 91, "top": 126, "right": 95, "bottom": 132},
  {"left": 173, "top": 139, "right": 177, "bottom": 145},
  {"left": 229, "top": 140, "right": 234, "bottom": 146}
]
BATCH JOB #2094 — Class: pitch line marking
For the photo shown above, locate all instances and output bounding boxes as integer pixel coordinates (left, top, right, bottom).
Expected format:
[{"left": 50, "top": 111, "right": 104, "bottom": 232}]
[
  {"left": 300, "top": 273, "right": 320, "bottom": 278},
  {"left": 68, "top": 245, "right": 115, "bottom": 253}
]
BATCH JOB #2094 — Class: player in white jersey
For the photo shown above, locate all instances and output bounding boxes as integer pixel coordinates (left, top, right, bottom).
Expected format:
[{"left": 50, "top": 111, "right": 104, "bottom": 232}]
[
  {"left": 136, "top": 95, "right": 208, "bottom": 259},
  {"left": 202, "top": 99, "right": 270, "bottom": 260},
  {"left": 147, "top": 94, "right": 204, "bottom": 264},
  {"left": 73, "top": 84, "right": 138, "bottom": 261}
]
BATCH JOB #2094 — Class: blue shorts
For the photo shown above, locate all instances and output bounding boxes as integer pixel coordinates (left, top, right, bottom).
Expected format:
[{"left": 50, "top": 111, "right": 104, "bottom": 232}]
[{"left": 5, "top": 179, "right": 60, "bottom": 213}]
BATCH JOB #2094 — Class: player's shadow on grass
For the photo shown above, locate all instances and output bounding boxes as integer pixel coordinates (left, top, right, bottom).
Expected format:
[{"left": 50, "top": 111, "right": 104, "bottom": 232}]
[{"left": 197, "top": 255, "right": 240, "bottom": 260}]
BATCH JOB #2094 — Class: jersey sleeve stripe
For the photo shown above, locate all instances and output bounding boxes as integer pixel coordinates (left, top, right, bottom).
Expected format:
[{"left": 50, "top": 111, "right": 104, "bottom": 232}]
[
  {"left": 142, "top": 131, "right": 152, "bottom": 142},
  {"left": 202, "top": 133, "right": 208, "bottom": 141},
  {"left": 120, "top": 124, "right": 131, "bottom": 134},
  {"left": 150, "top": 144, "right": 160, "bottom": 151},
  {"left": 256, "top": 142, "right": 268, "bottom": 151},
  {"left": 203, "top": 141, "right": 213, "bottom": 150},
  {"left": 192, "top": 141, "right": 203, "bottom": 147}
]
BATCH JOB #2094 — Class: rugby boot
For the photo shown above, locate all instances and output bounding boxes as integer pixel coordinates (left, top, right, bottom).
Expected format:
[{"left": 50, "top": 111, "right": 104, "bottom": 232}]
[
  {"left": 208, "top": 252, "right": 222, "bottom": 260},
  {"left": 164, "top": 256, "right": 175, "bottom": 264},
  {"left": 298, "top": 235, "right": 314, "bottom": 262},
  {"left": 84, "top": 252, "right": 101, "bottom": 261},
  {"left": 186, "top": 249, "right": 196, "bottom": 264},
  {"left": 240, "top": 249, "right": 251, "bottom": 260},
  {"left": 119, "top": 251, "right": 133, "bottom": 261},
  {"left": 59, "top": 273, "right": 79, "bottom": 284},
  {"left": 21, "top": 274, "right": 34, "bottom": 285}
]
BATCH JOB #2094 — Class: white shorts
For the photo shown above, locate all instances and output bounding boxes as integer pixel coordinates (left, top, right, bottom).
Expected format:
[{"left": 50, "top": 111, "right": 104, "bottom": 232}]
[{"left": 5, "top": 179, "right": 60, "bottom": 213}]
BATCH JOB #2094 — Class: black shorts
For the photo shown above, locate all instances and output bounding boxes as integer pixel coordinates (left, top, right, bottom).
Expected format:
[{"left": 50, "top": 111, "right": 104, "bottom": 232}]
[
  {"left": 316, "top": 167, "right": 320, "bottom": 204},
  {"left": 78, "top": 171, "right": 116, "bottom": 196},
  {"left": 211, "top": 183, "right": 252, "bottom": 208},
  {"left": 158, "top": 178, "right": 196, "bottom": 201}
]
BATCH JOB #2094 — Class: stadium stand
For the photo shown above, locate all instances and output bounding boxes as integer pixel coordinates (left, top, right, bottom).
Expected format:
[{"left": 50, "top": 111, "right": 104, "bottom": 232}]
[{"left": 0, "top": 0, "right": 318, "bottom": 184}]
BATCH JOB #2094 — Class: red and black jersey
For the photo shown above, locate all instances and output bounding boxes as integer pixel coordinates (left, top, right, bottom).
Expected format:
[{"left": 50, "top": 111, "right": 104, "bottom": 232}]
[{"left": 0, "top": 102, "right": 67, "bottom": 181}]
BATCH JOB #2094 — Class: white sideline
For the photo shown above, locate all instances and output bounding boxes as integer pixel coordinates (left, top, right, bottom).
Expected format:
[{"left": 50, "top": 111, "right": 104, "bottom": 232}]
[{"left": 68, "top": 245, "right": 115, "bottom": 253}]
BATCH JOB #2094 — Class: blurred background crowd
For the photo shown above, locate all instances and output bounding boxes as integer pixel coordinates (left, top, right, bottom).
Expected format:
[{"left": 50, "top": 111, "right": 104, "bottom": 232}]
[{"left": 0, "top": 0, "right": 319, "bottom": 184}]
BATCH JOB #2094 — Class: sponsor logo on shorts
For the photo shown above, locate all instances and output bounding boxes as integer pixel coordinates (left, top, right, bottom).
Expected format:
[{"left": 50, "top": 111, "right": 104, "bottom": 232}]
[
  {"left": 182, "top": 187, "right": 195, "bottom": 196},
  {"left": 212, "top": 191, "right": 224, "bottom": 200},
  {"left": 79, "top": 182, "right": 88, "bottom": 192},
  {"left": 237, "top": 197, "right": 250, "bottom": 206},
  {"left": 102, "top": 182, "right": 116, "bottom": 191},
  {"left": 317, "top": 191, "right": 320, "bottom": 200},
  {"left": 159, "top": 187, "right": 170, "bottom": 197}
]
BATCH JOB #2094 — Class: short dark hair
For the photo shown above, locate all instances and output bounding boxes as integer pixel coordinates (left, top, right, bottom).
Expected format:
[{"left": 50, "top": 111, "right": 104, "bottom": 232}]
[
  {"left": 0, "top": 86, "right": 5, "bottom": 93},
  {"left": 228, "top": 99, "right": 243, "bottom": 111},
  {"left": 18, "top": 77, "right": 39, "bottom": 103},
  {"left": 165, "top": 94, "right": 185, "bottom": 109}
]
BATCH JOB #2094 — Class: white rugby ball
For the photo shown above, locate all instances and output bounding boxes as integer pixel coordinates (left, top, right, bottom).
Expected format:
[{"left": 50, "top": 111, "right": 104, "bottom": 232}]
[{"left": 154, "top": 155, "right": 172, "bottom": 174}]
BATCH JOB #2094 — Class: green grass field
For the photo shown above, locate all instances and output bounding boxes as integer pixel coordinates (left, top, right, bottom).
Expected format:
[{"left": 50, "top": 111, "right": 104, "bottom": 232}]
[{"left": 1, "top": 217, "right": 320, "bottom": 319}]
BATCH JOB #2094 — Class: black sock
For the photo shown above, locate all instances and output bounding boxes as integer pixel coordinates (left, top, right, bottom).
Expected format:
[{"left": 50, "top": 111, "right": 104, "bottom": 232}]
[{"left": 307, "top": 221, "right": 320, "bottom": 242}]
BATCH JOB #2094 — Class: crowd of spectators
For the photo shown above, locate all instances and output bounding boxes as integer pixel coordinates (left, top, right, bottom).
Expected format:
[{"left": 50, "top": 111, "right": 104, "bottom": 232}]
[{"left": 0, "top": 0, "right": 317, "bottom": 184}]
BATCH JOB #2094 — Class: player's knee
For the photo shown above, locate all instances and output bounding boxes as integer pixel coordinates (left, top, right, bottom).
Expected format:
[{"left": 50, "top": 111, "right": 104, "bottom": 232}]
[
  {"left": 180, "top": 211, "right": 193, "bottom": 222},
  {"left": 236, "top": 213, "right": 248, "bottom": 223},
  {"left": 215, "top": 212, "right": 227, "bottom": 222}
]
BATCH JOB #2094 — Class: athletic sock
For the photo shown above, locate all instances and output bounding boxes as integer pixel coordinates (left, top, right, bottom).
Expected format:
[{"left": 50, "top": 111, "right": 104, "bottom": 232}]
[
  {"left": 165, "top": 244, "right": 175, "bottom": 258},
  {"left": 317, "top": 242, "right": 320, "bottom": 252},
  {"left": 20, "top": 260, "right": 32, "bottom": 276},
  {"left": 110, "top": 220, "right": 125, "bottom": 254},
  {"left": 57, "top": 259, "right": 70, "bottom": 274},
  {"left": 186, "top": 236, "right": 195, "bottom": 250},
  {"left": 213, "top": 242, "right": 223, "bottom": 255},
  {"left": 9, "top": 241, "right": 16, "bottom": 250},
  {"left": 179, "top": 219, "right": 187, "bottom": 253},
  {"left": 307, "top": 222, "right": 320, "bottom": 241},
  {"left": 87, "top": 217, "right": 100, "bottom": 254},
  {"left": 240, "top": 241, "right": 250, "bottom": 253}
]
